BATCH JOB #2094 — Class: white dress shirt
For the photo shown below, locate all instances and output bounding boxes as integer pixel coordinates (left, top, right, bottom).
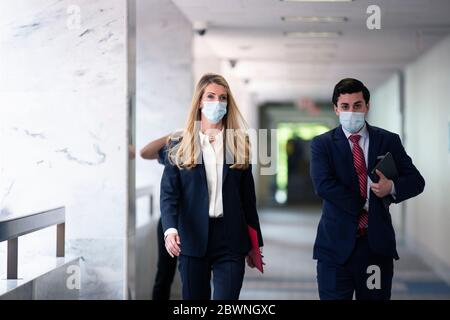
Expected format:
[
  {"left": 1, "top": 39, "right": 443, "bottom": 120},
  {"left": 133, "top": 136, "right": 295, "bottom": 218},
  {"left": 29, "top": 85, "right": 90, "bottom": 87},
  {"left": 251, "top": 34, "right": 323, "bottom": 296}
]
[
  {"left": 164, "top": 129, "right": 224, "bottom": 238},
  {"left": 341, "top": 124, "right": 395, "bottom": 211}
]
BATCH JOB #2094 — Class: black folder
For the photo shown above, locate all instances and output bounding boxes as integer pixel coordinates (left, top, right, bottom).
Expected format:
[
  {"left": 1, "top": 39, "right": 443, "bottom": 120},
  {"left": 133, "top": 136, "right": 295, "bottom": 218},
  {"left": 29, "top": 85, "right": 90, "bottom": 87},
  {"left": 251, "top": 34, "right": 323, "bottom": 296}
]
[
  {"left": 371, "top": 152, "right": 398, "bottom": 182},
  {"left": 370, "top": 152, "right": 398, "bottom": 207}
]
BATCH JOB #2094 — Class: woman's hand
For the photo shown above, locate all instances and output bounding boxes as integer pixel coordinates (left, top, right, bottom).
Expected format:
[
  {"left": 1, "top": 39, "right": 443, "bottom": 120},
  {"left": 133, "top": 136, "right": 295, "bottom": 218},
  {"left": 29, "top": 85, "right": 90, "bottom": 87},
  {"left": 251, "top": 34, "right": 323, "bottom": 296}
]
[
  {"left": 165, "top": 233, "right": 181, "bottom": 258},
  {"left": 246, "top": 247, "right": 264, "bottom": 269},
  {"left": 246, "top": 255, "right": 256, "bottom": 268}
]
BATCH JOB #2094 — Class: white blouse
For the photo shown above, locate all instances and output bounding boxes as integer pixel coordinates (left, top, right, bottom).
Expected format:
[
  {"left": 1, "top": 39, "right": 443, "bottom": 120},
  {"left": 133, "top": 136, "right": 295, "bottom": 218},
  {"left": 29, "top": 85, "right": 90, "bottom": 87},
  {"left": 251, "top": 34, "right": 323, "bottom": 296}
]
[
  {"left": 199, "top": 129, "right": 224, "bottom": 218},
  {"left": 164, "top": 128, "right": 224, "bottom": 238}
]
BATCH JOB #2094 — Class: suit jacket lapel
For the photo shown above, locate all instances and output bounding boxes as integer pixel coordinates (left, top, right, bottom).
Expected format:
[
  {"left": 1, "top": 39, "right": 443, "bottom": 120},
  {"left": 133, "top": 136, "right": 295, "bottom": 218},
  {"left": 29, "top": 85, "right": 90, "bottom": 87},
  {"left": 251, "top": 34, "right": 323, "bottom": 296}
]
[
  {"left": 222, "top": 163, "right": 229, "bottom": 185},
  {"left": 367, "top": 123, "right": 382, "bottom": 181},
  {"left": 333, "top": 125, "right": 360, "bottom": 192},
  {"left": 198, "top": 154, "right": 208, "bottom": 190},
  {"left": 200, "top": 147, "right": 230, "bottom": 187},
  {"left": 222, "top": 144, "right": 230, "bottom": 185}
]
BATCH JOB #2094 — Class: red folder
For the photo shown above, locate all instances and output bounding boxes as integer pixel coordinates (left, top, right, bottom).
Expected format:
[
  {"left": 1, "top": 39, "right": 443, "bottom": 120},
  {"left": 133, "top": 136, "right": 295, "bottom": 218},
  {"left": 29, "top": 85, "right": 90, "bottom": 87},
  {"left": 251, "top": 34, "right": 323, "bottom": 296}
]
[{"left": 247, "top": 225, "right": 264, "bottom": 273}]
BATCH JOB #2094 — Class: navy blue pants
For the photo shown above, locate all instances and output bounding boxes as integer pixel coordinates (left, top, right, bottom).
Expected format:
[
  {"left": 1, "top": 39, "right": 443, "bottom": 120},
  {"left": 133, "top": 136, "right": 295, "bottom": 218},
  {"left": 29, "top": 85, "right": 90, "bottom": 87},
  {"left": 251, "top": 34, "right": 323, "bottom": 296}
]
[
  {"left": 178, "top": 218, "right": 246, "bottom": 300},
  {"left": 317, "top": 235, "right": 394, "bottom": 300}
]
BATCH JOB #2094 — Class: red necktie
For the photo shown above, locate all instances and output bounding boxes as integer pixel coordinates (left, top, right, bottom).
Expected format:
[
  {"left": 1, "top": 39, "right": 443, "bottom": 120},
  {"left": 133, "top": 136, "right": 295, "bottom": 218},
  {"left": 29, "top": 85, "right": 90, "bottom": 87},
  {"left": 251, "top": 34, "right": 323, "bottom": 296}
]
[{"left": 349, "top": 135, "right": 368, "bottom": 230}]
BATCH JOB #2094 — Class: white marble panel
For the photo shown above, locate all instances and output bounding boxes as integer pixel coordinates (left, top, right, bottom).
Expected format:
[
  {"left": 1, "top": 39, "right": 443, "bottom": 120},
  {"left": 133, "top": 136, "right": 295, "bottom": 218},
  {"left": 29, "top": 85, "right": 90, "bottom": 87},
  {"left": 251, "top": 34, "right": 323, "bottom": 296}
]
[{"left": 0, "top": 0, "right": 129, "bottom": 299}]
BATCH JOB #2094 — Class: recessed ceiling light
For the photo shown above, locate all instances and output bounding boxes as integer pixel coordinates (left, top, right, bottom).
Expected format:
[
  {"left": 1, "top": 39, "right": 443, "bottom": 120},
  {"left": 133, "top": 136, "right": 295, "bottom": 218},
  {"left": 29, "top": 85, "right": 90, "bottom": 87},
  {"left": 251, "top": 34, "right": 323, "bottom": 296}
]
[
  {"left": 284, "top": 43, "right": 338, "bottom": 49},
  {"left": 238, "top": 45, "right": 253, "bottom": 51},
  {"left": 281, "top": 16, "right": 348, "bottom": 22},
  {"left": 284, "top": 31, "right": 342, "bottom": 37},
  {"left": 281, "top": 0, "right": 353, "bottom": 2},
  {"left": 287, "top": 53, "right": 336, "bottom": 59}
]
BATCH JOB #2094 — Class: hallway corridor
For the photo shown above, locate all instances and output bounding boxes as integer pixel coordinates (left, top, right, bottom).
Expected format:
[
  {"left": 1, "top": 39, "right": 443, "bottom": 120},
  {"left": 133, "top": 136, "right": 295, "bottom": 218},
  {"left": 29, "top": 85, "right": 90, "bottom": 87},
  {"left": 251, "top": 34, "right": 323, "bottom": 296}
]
[
  {"left": 240, "top": 207, "right": 450, "bottom": 300},
  {"left": 1, "top": 0, "right": 449, "bottom": 302}
]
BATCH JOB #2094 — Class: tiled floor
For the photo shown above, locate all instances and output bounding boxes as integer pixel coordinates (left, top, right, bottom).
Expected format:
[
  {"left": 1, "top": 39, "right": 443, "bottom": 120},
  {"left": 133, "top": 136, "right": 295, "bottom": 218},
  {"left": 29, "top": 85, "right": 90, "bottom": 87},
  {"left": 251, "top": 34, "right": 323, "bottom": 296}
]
[{"left": 240, "top": 206, "right": 450, "bottom": 300}]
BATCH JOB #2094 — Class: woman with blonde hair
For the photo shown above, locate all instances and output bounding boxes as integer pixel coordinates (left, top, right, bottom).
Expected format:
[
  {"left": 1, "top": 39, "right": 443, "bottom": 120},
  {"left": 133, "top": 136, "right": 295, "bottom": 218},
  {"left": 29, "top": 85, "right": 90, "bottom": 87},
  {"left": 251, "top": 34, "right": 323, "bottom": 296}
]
[{"left": 160, "top": 73, "right": 264, "bottom": 300}]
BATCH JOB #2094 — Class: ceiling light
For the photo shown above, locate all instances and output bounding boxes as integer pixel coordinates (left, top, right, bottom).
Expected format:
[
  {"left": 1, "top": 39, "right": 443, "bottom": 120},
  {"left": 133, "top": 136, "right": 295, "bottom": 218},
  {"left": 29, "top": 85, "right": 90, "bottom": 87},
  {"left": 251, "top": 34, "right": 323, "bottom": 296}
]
[
  {"left": 284, "top": 43, "right": 338, "bottom": 49},
  {"left": 281, "top": 16, "right": 348, "bottom": 22},
  {"left": 287, "top": 53, "right": 336, "bottom": 59},
  {"left": 284, "top": 31, "right": 342, "bottom": 37},
  {"left": 280, "top": 0, "right": 353, "bottom": 2},
  {"left": 238, "top": 45, "right": 253, "bottom": 51}
]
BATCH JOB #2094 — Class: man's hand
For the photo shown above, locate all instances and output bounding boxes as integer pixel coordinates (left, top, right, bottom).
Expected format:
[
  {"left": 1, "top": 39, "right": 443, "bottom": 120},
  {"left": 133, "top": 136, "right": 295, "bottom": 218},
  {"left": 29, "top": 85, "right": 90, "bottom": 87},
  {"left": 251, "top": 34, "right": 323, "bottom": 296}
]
[
  {"left": 165, "top": 233, "right": 181, "bottom": 258},
  {"left": 370, "top": 169, "right": 393, "bottom": 198}
]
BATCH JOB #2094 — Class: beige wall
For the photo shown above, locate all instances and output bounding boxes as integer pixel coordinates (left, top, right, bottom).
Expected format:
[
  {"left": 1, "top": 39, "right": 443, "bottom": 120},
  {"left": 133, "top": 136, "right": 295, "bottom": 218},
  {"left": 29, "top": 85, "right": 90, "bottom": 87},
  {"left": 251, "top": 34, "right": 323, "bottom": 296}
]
[
  {"left": 371, "top": 35, "right": 450, "bottom": 283},
  {"left": 403, "top": 35, "right": 450, "bottom": 282}
]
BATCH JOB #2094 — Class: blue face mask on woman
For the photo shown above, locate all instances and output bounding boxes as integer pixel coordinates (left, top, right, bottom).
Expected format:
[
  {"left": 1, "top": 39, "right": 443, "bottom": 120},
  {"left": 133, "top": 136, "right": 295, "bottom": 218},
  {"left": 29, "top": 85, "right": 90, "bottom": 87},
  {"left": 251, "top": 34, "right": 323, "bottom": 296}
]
[
  {"left": 201, "top": 101, "right": 227, "bottom": 124},
  {"left": 339, "top": 111, "right": 366, "bottom": 133}
]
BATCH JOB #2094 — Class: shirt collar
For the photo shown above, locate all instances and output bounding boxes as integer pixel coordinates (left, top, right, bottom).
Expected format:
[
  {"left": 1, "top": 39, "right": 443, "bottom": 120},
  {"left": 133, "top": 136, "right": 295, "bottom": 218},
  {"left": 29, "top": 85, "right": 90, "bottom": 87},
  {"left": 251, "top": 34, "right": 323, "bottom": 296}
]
[
  {"left": 342, "top": 122, "right": 368, "bottom": 140},
  {"left": 199, "top": 128, "right": 224, "bottom": 147}
]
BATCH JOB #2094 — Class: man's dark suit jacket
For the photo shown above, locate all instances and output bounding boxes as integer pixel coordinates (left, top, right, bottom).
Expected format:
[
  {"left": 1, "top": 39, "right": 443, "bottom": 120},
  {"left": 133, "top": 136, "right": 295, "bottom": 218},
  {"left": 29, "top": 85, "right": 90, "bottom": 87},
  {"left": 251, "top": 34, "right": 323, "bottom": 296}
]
[{"left": 310, "top": 123, "right": 425, "bottom": 264}]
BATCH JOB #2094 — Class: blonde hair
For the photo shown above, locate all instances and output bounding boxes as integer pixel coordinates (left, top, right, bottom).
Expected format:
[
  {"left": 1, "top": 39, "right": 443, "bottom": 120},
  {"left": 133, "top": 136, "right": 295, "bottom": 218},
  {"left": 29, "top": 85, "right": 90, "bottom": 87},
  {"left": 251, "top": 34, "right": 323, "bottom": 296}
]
[{"left": 168, "top": 73, "right": 250, "bottom": 170}]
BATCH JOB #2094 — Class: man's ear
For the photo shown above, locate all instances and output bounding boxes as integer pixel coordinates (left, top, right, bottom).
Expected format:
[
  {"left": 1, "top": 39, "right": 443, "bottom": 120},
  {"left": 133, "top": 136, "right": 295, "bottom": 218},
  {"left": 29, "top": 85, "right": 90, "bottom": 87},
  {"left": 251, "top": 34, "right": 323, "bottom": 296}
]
[{"left": 333, "top": 104, "right": 339, "bottom": 116}]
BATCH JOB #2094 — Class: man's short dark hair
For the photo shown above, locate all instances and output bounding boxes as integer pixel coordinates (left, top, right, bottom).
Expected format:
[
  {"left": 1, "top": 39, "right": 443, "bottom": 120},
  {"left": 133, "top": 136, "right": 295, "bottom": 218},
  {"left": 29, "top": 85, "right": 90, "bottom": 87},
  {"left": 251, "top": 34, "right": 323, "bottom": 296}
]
[{"left": 332, "top": 78, "right": 370, "bottom": 106}]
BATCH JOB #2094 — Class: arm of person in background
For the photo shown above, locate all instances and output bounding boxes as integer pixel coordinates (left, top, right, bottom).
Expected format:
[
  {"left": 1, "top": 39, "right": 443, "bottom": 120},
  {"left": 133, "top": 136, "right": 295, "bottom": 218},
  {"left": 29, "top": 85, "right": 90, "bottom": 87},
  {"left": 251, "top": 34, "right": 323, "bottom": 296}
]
[
  {"left": 140, "top": 134, "right": 171, "bottom": 160},
  {"left": 310, "top": 135, "right": 366, "bottom": 217},
  {"left": 129, "top": 145, "right": 136, "bottom": 160}
]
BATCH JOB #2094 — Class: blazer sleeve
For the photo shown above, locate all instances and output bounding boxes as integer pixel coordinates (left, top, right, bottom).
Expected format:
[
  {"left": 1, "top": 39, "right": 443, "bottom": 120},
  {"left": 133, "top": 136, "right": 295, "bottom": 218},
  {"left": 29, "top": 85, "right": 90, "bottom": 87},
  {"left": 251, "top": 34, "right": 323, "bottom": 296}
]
[
  {"left": 310, "top": 136, "right": 366, "bottom": 217},
  {"left": 160, "top": 160, "right": 181, "bottom": 232},
  {"left": 157, "top": 145, "right": 168, "bottom": 165},
  {"left": 389, "top": 134, "right": 425, "bottom": 203},
  {"left": 241, "top": 164, "right": 264, "bottom": 247}
]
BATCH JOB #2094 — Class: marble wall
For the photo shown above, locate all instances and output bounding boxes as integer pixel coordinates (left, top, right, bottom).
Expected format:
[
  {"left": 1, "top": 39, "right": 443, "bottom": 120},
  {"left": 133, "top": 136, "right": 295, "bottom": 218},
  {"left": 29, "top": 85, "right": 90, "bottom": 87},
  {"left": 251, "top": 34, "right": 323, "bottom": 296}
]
[{"left": 0, "top": 0, "right": 129, "bottom": 299}]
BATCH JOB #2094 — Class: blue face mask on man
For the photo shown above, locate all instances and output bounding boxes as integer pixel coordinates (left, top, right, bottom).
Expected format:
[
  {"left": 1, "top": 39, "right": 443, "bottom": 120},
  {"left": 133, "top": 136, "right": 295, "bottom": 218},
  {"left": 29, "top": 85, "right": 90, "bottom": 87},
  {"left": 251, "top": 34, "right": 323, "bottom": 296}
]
[
  {"left": 201, "top": 101, "right": 227, "bottom": 124},
  {"left": 339, "top": 111, "right": 366, "bottom": 133}
]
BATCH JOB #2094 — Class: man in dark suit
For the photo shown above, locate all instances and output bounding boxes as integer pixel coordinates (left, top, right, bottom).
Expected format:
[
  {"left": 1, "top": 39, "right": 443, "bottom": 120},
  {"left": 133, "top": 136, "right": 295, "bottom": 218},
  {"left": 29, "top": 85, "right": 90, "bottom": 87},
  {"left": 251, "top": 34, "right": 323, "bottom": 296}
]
[{"left": 310, "top": 78, "right": 425, "bottom": 300}]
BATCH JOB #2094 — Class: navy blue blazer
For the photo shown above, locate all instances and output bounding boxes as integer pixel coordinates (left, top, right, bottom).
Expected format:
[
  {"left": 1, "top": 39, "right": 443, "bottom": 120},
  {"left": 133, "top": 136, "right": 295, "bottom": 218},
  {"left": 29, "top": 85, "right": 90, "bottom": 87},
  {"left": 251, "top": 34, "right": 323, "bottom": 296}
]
[
  {"left": 310, "top": 123, "right": 425, "bottom": 264},
  {"left": 160, "top": 141, "right": 264, "bottom": 258}
]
